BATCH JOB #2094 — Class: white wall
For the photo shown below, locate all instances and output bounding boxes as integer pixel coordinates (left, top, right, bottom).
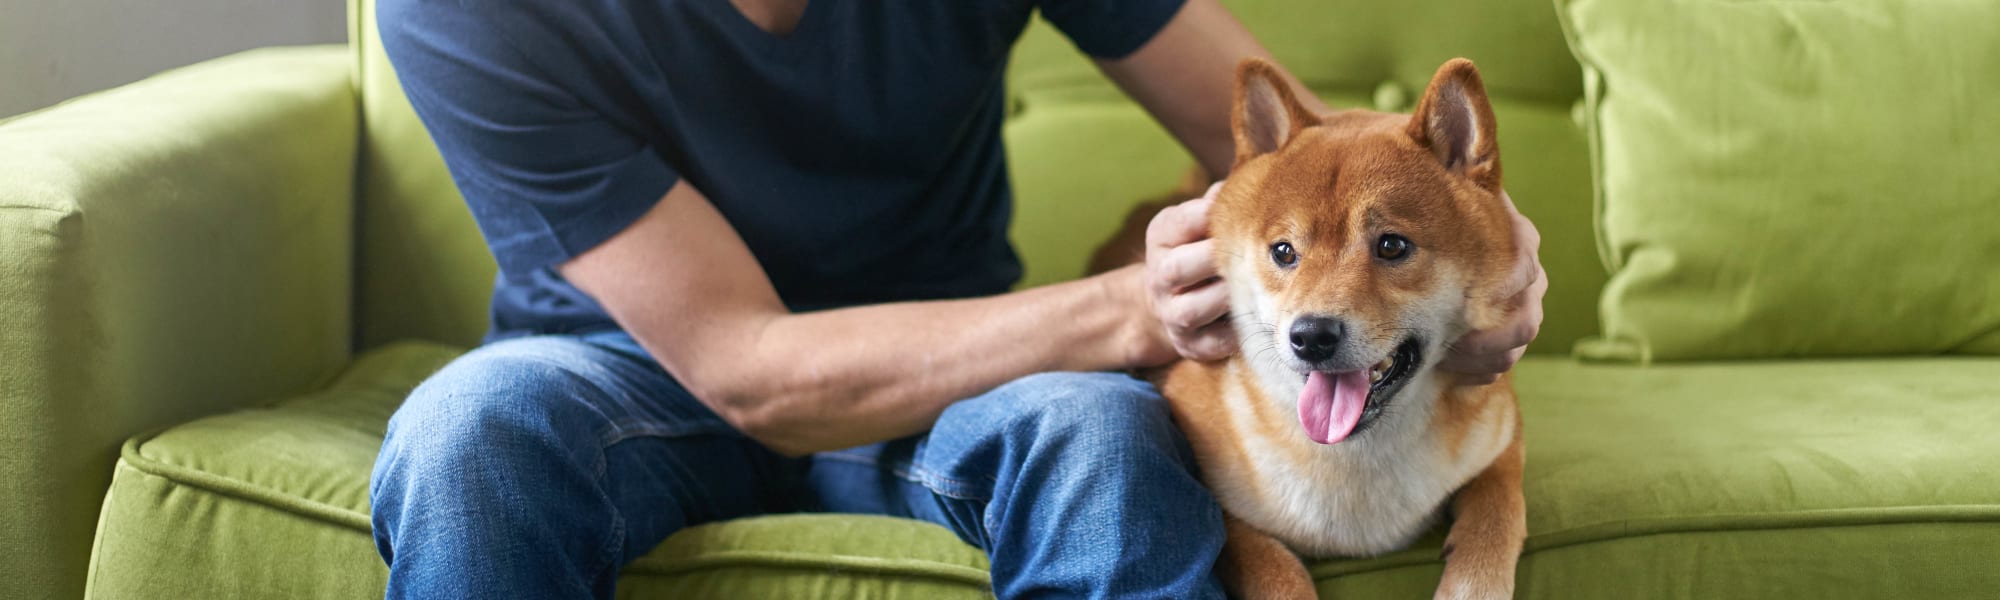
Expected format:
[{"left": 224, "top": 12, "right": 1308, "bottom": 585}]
[{"left": 1, "top": 0, "right": 347, "bottom": 117}]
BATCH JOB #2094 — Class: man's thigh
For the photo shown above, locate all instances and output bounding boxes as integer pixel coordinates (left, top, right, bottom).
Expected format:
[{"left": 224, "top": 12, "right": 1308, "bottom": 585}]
[
  {"left": 806, "top": 371, "right": 1225, "bottom": 597},
  {"left": 372, "top": 331, "right": 810, "bottom": 569},
  {"left": 806, "top": 370, "right": 1203, "bottom": 540}
]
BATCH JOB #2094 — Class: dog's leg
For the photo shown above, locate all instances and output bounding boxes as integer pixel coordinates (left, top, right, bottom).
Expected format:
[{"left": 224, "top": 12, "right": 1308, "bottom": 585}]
[
  {"left": 1435, "top": 430, "right": 1527, "bottom": 600},
  {"left": 1217, "top": 514, "right": 1317, "bottom": 600}
]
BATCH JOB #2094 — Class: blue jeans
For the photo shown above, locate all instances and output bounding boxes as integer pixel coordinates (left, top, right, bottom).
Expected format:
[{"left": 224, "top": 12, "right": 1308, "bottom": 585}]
[{"left": 369, "top": 332, "right": 1226, "bottom": 598}]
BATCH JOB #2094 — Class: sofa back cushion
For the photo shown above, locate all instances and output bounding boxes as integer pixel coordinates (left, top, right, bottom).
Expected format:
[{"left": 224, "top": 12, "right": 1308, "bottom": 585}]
[
  {"left": 1003, "top": 0, "right": 1601, "bottom": 354},
  {"left": 1561, "top": 0, "right": 2000, "bottom": 361},
  {"left": 353, "top": 0, "right": 497, "bottom": 349}
]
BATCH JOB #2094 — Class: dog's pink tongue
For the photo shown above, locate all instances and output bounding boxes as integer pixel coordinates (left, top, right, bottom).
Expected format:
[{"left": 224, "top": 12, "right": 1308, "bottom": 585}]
[{"left": 1298, "top": 371, "right": 1369, "bottom": 445}]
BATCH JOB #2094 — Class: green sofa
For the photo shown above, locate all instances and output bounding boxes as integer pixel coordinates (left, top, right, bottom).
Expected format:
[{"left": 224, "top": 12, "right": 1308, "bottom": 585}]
[{"left": 4, "top": 0, "right": 1996, "bottom": 598}]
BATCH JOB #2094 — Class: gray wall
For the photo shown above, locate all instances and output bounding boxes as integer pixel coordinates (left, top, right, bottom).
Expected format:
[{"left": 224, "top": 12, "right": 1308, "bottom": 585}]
[{"left": 1, "top": 0, "right": 347, "bottom": 118}]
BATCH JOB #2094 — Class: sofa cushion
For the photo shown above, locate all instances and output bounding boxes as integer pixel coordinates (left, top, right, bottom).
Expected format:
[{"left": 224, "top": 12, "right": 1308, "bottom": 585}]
[
  {"left": 86, "top": 342, "right": 992, "bottom": 599},
  {"left": 1326, "top": 355, "right": 2000, "bottom": 597},
  {"left": 1559, "top": 0, "right": 2000, "bottom": 361},
  {"left": 351, "top": 0, "right": 499, "bottom": 351},
  {"left": 89, "top": 343, "right": 2000, "bottom": 598},
  {"left": 0, "top": 45, "right": 358, "bottom": 600}
]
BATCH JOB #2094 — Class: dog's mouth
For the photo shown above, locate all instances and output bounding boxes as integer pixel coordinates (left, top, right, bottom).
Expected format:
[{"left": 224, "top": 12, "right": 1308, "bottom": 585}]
[{"left": 1296, "top": 338, "right": 1422, "bottom": 445}]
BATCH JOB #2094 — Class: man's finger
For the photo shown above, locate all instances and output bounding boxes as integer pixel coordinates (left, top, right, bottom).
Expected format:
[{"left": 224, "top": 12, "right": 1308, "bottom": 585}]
[
  {"left": 1164, "top": 279, "right": 1231, "bottom": 331},
  {"left": 1441, "top": 330, "right": 1507, "bottom": 371},
  {"left": 1518, "top": 270, "right": 1549, "bottom": 327},
  {"left": 1498, "top": 226, "right": 1542, "bottom": 298},
  {"left": 1180, "top": 318, "right": 1238, "bottom": 361},
  {"left": 1441, "top": 323, "right": 1524, "bottom": 372},
  {"left": 1442, "top": 338, "right": 1526, "bottom": 376},
  {"left": 1460, "top": 308, "right": 1539, "bottom": 361},
  {"left": 1146, "top": 197, "right": 1213, "bottom": 251},
  {"left": 1151, "top": 239, "right": 1220, "bottom": 294}
]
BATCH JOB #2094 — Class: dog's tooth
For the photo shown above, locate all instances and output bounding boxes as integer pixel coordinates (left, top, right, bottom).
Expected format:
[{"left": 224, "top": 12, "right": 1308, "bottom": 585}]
[{"left": 1369, "top": 369, "right": 1383, "bottom": 383}]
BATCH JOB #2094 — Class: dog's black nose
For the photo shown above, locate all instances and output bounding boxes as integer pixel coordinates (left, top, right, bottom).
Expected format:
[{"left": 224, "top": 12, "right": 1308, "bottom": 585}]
[{"left": 1289, "top": 316, "right": 1344, "bottom": 363}]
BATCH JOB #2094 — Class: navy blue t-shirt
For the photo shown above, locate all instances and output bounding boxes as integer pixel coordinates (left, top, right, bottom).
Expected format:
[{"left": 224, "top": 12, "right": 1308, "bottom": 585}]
[{"left": 378, "top": 0, "right": 1185, "bottom": 341}]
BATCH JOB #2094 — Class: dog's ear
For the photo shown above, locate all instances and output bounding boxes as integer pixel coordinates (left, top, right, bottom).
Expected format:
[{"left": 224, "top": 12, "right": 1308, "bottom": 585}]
[
  {"left": 1233, "top": 58, "right": 1319, "bottom": 166},
  {"left": 1406, "top": 59, "right": 1501, "bottom": 192}
]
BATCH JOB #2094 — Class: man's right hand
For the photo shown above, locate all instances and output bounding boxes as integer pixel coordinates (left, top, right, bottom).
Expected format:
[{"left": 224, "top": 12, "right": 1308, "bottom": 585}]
[{"left": 1143, "top": 182, "right": 1238, "bottom": 362}]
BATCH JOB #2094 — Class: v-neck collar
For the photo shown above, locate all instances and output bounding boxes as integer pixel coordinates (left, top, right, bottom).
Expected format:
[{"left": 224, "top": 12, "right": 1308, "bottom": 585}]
[{"left": 706, "top": 0, "right": 827, "bottom": 61}]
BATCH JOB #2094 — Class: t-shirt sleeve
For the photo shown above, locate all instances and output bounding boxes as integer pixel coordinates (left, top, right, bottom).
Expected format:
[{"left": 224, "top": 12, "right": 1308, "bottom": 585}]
[
  {"left": 377, "top": 0, "right": 677, "bottom": 278},
  {"left": 1037, "top": 0, "right": 1188, "bottom": 59}
]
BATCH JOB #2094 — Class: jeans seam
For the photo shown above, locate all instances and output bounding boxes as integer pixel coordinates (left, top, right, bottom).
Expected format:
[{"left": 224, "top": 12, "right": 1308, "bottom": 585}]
[
  {"left": 584, "top": 436, "right": 625, "bottom": 583},
  {"left": 601, "top": 421, "right": 734, "bottom": 445},
  {"left": 817, "top": 450, "right": 990, "bottom": 502},
  {"left": 495, "top": 337, "right": 728, "bottom": 444},
  {"left": 593, "top": 512, "right": 627, "bottom": 588},
  {"left": 905, "top": 464, "right": 986, "bottom": 501}
]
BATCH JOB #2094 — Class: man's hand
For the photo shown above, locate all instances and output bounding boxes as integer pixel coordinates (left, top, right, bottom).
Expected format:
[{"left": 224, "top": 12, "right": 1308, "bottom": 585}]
[
  {"left": 1144, "top": 182, "right": 1238, "bottom": 362},
  {"left": 1439, "top": 191, "right": 1547, "bottom": 384}
]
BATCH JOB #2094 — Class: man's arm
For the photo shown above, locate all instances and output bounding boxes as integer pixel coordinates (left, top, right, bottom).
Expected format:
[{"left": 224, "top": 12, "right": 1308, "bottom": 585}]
[
  {"left": 562, "top": 180, "right": 1174, "bottom": 457},
  {"left": 1097, "top": 0, "right": 1545, "bottom": 376}
]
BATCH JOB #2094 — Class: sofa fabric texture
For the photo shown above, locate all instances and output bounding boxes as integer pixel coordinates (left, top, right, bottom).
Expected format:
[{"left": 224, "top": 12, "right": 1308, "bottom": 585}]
[
  {"left": 0, "top": 47, "right": 358, "bottom": 600},
  {"left": 350, "top": 0, "right": 496, "bottom": 350},
  {"left": 89, "top": 343, "right": 996, "bottom": 599},
  {"left": 90, "top": 344, "right": 2000, "bottom": 598},
  {"left": 0, "top": 0, "right": 1992, "bottom": 598},
  {"left": 1560, "top": 0, "right": 2000, "bottom": 362}
]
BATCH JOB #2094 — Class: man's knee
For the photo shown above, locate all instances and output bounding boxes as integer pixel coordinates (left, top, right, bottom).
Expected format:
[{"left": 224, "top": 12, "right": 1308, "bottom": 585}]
[
  {"left": 377, "top": 337, "right": 615, "bottom": 486},
  {"left": 971, "top": 372, "right": 1181, "bottom": 454}
]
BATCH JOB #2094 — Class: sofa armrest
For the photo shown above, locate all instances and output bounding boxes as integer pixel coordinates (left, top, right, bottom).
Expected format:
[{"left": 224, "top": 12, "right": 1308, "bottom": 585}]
[{"left": 0, "top": 45, "right": 356, "bottom": 599}]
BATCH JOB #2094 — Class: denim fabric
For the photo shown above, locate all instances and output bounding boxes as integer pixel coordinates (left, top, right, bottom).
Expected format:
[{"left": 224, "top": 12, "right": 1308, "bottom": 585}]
[{"left": 369, "top": 332, "right": 1225, "bottom": 599}]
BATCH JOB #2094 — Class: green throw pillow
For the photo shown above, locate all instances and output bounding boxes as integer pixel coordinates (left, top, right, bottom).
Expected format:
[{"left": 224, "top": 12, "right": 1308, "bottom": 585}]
[{"left": 1558, "top": 0, "right": 2000, "bottom": 362}]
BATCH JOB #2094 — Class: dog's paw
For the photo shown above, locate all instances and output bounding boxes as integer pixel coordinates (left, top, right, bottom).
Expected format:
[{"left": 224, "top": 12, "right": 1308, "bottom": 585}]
[
  {"left": 1433, "top": 582, "right": 1509, "bottom": 600},
  {"left": 1433, "top": 572, "right": 1514, "bottom": 600},
  {"left": 1433, "top": 550, "right": 1514, "bottom": 600},
  {"left": 1434, "top": 530, "right": 1519, "bottom": 600}
]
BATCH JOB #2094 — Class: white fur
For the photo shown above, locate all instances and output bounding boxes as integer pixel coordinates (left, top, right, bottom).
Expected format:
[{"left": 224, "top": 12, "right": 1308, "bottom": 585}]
[{"left": 1215, "top": 255, "right": 1513, "bottom": 558}]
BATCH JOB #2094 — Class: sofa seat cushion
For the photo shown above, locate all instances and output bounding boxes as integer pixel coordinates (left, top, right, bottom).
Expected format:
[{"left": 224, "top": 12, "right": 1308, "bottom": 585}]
[
  {"left": 85, "top": 342, "right": 992, "bottom": 599},
  {"left": 1324, "top": 356, "right": 2000, "bottom": 598},
  {"left": 89, "top": 344, "right": 2000, "bottom": 598}
]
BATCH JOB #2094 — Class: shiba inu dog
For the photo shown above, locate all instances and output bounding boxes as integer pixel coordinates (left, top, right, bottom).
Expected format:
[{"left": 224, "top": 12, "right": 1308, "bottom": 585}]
[{"left": 1104, "top": 57, "right": 1526, "bottom": 599}]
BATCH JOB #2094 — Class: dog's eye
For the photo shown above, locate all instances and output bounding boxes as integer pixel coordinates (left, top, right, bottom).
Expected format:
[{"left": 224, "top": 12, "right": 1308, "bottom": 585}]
[
  {"left": 1270, "top": 242, "right": 1298, "bottom": 267},
  {"left": 1375, "top": 234, "right": 1413, "bottom": 261}
]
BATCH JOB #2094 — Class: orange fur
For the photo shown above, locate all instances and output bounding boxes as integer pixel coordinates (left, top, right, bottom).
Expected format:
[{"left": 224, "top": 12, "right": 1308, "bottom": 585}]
[
  {"left": 1115, "top": 58, "right": 1528, "bottom": 599},
  {"left": 1218, "top": 515, "right": 1318, "bottom": 600}
]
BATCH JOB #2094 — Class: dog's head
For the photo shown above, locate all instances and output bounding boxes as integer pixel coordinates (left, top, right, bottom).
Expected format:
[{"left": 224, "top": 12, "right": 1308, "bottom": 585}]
[{"left": 1212, "top": 58, "right": 1516, "bottom": 445}]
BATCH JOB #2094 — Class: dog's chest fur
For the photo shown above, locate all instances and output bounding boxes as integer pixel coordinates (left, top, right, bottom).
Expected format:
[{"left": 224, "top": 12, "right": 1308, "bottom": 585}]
[{"left": 1167, "top": 361, "right": 1514, "bottom": 558}]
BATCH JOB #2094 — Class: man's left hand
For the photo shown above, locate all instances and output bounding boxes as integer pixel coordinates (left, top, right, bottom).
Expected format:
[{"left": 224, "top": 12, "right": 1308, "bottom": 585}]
[{"left": 1439, "top": 190, "right": 1547, "bottom": 385}]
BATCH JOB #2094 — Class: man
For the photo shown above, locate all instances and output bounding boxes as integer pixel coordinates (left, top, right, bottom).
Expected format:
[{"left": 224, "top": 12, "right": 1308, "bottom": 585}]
[{"left": 369, "top": 0, "right": 1547, "bottom": 597}]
